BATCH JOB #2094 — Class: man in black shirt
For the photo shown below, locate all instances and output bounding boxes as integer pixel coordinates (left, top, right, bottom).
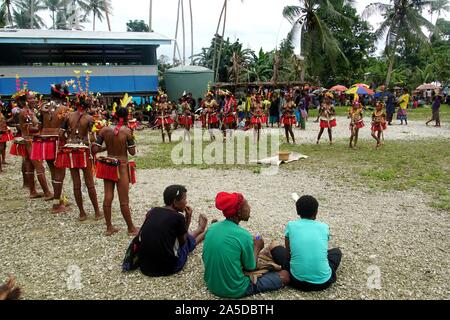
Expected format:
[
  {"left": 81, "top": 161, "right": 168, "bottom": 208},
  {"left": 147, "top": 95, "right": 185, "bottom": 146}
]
[
  {"left": 269, "top": 93, "right": 280, "bottom": 128},
  {"left": 139, "top": 185, "right": 208, "bottom": 277}
]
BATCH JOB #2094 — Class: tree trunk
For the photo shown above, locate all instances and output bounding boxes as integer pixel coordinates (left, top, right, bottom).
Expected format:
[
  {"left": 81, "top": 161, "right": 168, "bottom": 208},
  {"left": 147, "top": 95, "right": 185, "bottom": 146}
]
[
  {"left": 385, "top": 36, "right": 399, "bottom": 87},
  {"left": 215, "top": 2, "right": 227, "bottom": 82},
  {"left": 52, "top": 11, "right": 55, "bottom": 29},
  {"left": 7, "top": 4, "right": 13, "bottom": 26},
  {"left": 93, "top": 13, "right": 96, "bottom": 31},
  {"left": 149, "top": 0, "right": 153, "bottom": 31},
  {"left": 30, "top": 0, "right": 35, "bottom": 29},
  {"left": 104, "top": 0, "right": 112, "bottom": 31},
  {"left": 181, "top": 0, "right": 186, "bottom": 65},
  {"left": 212, "top": 1, "right": 226, "bottom": 79},
  {"left": 173, "top": 0, "right": 182, "bottom": 63},
  {"left": 189, "top": 0, "right": 194, "bottom": 65}
]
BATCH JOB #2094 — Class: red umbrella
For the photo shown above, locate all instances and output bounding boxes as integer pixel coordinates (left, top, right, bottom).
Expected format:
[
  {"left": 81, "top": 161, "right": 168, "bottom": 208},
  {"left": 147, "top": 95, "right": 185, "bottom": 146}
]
[{"left": 330, "top": 85, "right": 348, "bottom": 92}]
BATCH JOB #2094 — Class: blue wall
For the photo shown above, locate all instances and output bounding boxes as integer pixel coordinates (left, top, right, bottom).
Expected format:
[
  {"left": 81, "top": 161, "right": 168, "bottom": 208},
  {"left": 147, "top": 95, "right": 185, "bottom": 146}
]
[{"left": 0, "top": 75, "right": 159, "bottom": 96}]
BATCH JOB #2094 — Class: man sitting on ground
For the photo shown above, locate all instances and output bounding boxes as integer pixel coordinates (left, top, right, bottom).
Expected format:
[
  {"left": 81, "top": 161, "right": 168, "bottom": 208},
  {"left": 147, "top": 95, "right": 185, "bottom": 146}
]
[
  {"left": 271, "top": 195, "right": 342, "bottom": 291},
  {"left": 202, "top": 192, "right": 290, "bottom": 298},
  {"left": 138, "top": 185, "right": 208, "bottom": 277}
]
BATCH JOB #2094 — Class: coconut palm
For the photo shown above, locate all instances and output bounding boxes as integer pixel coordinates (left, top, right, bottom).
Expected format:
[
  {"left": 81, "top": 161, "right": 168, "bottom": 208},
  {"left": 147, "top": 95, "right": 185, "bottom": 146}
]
[
  {"left": 1, "top": 0, "right": 16, "bottom": 26},
  {"left": 84, "top": 0, "right": 110, "bottom": 31},
  {"left": 103, "top": 0, "right": 111, "bottom": 31},
  {"left": 44, "top": 0, "right": 62, "bottom": 29},
  {"left": 429, "top": 0, "right": 450, "bottom": 24},
  {"left": 282, "top": 0, "right": 351, "bottom": 82},
  {"left": 14, "top": 0, "right": 46, "bottom": 29},
  {"left": 363, "top": 0, "right": 435, "bottom": 87},
  {"left": 212, "top": 0, "right": 244, "bottom": 82}
]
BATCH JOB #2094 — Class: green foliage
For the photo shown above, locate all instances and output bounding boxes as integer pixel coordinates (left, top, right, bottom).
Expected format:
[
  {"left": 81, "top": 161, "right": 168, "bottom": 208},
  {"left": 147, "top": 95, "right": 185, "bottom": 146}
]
[{"left": 126, "top": 19, "right": 149, "bottom": 32}]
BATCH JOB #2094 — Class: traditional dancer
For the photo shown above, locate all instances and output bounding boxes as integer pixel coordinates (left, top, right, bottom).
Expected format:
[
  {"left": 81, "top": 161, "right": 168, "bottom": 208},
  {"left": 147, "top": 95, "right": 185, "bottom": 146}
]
[
  {"left": 348, "top": 101, "right": 365, "bottom": 149},
  {"left": 155, "top": 91, "right": 174, "bottom": 143},
  {"left": 371, "top": 102, "right": 387, "bottom": 148},
  {"left": 57, "top": 93, "right": 102, "bottom": 221},
  {"left": 221, "top": 91, "right": 237, "bottom": 142},
  {"left": 37, "top": 83, "right": 72, "bottom": 213},
  {"left": 317, "top": 93, "right": 337, "bottom": 145},
  {"left": 178, "top": 96, "right": 193, "bottom": 142},
  {"left": 204, "top": 91, "right": 219, "bottom": 141},
  {"left": 281, "top": 92, "right": 297, "bottom": 144},
  {"left": 93, "top": 96, "right": 139, "bottom": 236},
  {"left": 0, "top": 112, "right": 14, "bottom": 172},
  {"left": 16, "top": 90, "right": 54, "bottom": 200},
  {"left": 250, "top": 94, "right": 267, "bottom": 143}
]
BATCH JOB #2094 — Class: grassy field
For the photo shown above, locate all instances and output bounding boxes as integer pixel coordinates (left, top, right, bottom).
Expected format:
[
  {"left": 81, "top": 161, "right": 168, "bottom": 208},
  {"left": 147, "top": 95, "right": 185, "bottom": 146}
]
[
  {"left": 136, "top": 132, "right": 450, "bottom": 212},
  {"left": 308, "top": 104, "right": 450, "bottom": 123}
]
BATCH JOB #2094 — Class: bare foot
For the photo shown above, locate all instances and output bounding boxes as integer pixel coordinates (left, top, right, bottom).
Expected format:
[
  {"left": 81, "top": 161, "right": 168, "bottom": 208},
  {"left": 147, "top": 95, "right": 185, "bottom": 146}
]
[
  {"left": 198, "top": 214, "right": 208, "bottom": 232},
  {"left": 127, "top": 227, "right": 140, "bottom": 237},
  {"left": 79, "top": 214, "right": 88, "bottom": 222},
  {"left": 105, "top": 226, "right": 120, "bottom": 236},
  {"left": 94, "top": 214, "right": 104, "bottom": 221},
  {"left": 30, "top": 193, "right": 44, "bottom": 199},
  {"left": 51, "top": 205, "right": 71, "bottom": 214},
  {"left": 211, "top": 219, "right": 219, "bottom": 224},
  {"left": 44, "top": 194, "right": 54, "bottom": 201}
]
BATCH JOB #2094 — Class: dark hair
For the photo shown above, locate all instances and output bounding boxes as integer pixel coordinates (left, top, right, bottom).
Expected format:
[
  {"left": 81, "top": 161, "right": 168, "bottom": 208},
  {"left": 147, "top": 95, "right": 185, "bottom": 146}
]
[
  {"left": 51, "top": 84, "right": 69, "bottom": 99},
  {"left": 163, "top": 185, "right": 187, "bottom": 206},
  {"left": 116, "top": 107, "right": 129, "bottom": 120},
  {"left": 296, "top": 195, "right": 319, "bottom": 219}
]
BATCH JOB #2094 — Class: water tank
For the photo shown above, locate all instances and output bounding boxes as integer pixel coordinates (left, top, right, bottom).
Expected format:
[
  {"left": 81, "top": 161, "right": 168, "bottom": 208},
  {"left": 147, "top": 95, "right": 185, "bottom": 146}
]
[{"left": 164, "top": 65, "right": 214, "bottom": 104}]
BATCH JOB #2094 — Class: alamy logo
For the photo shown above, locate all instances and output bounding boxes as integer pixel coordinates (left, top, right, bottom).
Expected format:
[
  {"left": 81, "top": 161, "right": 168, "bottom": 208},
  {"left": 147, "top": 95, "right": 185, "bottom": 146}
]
[{"left": 170, "top": 128, "right": 281, "bottom": 176}]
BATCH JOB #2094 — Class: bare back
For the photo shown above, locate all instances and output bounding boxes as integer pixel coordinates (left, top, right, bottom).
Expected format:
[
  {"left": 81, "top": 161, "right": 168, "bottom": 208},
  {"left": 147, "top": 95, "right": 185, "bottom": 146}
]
[
  {"left": 65, "top": 111, "right": 93, "bottom": 145},
  {"left": 99, "top": 125, "right": 135, "bottom": 161}
]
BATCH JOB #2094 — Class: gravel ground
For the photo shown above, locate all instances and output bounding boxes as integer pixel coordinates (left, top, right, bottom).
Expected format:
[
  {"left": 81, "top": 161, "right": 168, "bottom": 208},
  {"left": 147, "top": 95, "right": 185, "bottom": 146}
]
[{"left": 0, "top": 119, "right": 449, "bottom": 300}]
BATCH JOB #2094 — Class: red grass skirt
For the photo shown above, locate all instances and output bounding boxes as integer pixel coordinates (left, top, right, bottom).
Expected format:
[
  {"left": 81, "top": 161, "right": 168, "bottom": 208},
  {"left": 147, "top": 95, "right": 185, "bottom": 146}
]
[
  {"left": 10, "top": 142, "right": 27, "bottom": 157},
  {"left": 0, "top": 131, "right": 14, "bottom": 143},
  {"left": 371, "top": 123, "right": 387, "bottom": 132},
  {"left": 96, "top": 157, "right": 137, "bottom": 184},
  {"left": 156, "top": 117, "right": 175, "bottom": 126},
  {"left": 208, "top": 115, "right": 219, "bottom": 124},
  {"left": 178, "top": 115, "right": 193, "bottom": 126},
  {"left": 281, "top": 116, "right": 297, "bottom": 125},
  {"left": 223, "top": 115, "right": 235, "bottom": 124},
  {"left": 55, "top": 147, "right": 90, "bottom": 169},
  {"left": 320, "top": 119, "right": 337, "bottom": 129},
  {"left": 129, "top": 161, "right": 137, "bottom": 185},
  {"left": 30, "top": 136, "right": 58, "bottom": 161},
  {"left": 251, "top": 116, "right": 267, "bottom": 125},
  {"left": 350, "top": 120, "right": 365, "bottom": 130}
]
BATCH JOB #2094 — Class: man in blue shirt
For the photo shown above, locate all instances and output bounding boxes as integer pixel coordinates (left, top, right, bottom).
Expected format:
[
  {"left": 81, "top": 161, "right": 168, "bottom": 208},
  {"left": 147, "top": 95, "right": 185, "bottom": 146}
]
[{"left": 271, "top": 195, "right": 342, "bottom": 291}]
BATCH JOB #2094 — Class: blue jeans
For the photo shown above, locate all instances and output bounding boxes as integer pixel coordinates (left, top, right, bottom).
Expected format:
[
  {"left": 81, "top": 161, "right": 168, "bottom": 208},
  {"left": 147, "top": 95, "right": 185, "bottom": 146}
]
[
  {"left": 243, "top": 272, "right": 283, "bottom": 297},
  {"left": 174, "top": 234, "right": 196, "bottom": 273}
]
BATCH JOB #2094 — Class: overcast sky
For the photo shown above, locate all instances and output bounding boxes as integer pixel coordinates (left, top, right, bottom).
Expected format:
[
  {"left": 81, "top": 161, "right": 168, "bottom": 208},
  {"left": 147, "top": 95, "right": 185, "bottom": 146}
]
[{"left": 72, "top": 0, "right": 444, "bottom": 61}]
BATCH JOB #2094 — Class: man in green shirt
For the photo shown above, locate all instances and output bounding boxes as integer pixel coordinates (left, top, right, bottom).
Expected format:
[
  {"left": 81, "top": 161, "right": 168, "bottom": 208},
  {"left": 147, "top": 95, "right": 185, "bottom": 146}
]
[{"left": 202, "top": 192, "right": 290, "bottom": 298}]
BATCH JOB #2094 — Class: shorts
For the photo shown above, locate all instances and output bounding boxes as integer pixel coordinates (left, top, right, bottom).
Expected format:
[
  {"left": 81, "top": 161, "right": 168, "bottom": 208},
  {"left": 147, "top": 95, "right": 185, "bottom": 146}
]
[
  {"left": 173, "top": 234, "right": 196, "bottom": 273},
  {"left": 243, "top": 272, "right": 283, "bottom": 297},
  {"left": 269, "top": 115, "right": 279, "bottom": 123}
]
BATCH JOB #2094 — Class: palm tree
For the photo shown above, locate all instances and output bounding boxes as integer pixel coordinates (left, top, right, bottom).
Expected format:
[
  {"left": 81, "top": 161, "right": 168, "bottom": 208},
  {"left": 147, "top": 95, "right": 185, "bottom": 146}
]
[
  {"left": 103, "top": 0, "right": 111, "bottom": 31},
  {"left": 1, "top": 0, "right": 15, "bottom": 26},
  {"left": 283, "top": 0, "right": 351, "bottom": 82},
  {"left": 428, "top": 0, "right": 450, "bottom": 24},
  {"left": 44, "top": 0, "right": 62, "bottom": 29},
  {"left": 363, "top": 0, "right": 434, "bottom": 87},
  {"left": 14, "top": 0, "right": 46, "bottom": 29},
  {"left": 84, "top": 0, "right": 109, "bottom": 31},
  {"left": 212, "top": 0, "right": 243, "bottom": 82}
]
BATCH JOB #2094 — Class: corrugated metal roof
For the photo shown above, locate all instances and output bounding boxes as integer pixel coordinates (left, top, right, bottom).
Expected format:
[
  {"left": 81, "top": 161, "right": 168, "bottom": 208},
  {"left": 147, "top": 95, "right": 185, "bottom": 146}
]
[{"left": 0, "top": 29, "right": 172, "bottom": 46}]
